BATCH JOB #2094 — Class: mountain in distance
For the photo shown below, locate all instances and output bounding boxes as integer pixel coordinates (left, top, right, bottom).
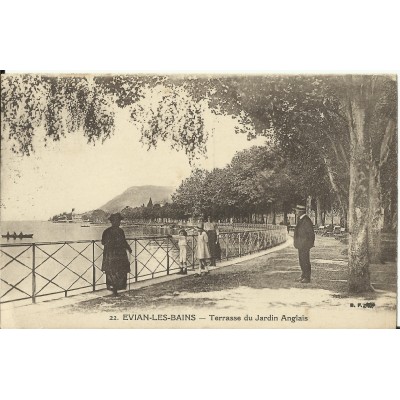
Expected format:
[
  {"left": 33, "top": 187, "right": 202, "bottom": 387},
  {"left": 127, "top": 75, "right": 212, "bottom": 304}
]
[{"left": 99, "top": 185, "right": 175, "bottom": 213}]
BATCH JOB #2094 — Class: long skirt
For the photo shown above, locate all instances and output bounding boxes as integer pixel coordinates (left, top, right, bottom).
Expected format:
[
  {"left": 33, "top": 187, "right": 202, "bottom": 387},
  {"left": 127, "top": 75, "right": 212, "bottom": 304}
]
[
  {"left": 106, "top": 270, "right": 128, "bottom": 291},
  {"left": 102, "top": 247, "right": 130, "bottom": 290},
  {"left": 197, "top": 233, "right": 211, "bottom": 260}
]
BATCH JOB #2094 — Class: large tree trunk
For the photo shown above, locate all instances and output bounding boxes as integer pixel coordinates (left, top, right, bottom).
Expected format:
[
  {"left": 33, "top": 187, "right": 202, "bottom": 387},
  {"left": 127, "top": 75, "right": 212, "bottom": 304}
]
[
  {"left": 283, "top": 209, "right": 288, "bottom": 225},
  {"left": 348, "top": 150, "right": 372, "bottom": 292},
  {"left": 341, "top": 209, "right": 348, "bottom": 230},
  {"left": 316, "top": 197, "right": 323, "bottom": 226},
  {"left": 345, "top": 88, "right": 374, "bottom": 293},
  {"left": 368, "top": 163, "right": 383, "bottom": 263},
  {"left": 323, "top": 157, "right": 348, "bottom": 220},
  {"left": 383, "top": 197, "right": 392, "bottom": 232},
  {"left": 306, "top": 196, "right": 312, "bottom": 217},
  {"left": 389, "top": 188, "right": 397, "bottom": 231}
]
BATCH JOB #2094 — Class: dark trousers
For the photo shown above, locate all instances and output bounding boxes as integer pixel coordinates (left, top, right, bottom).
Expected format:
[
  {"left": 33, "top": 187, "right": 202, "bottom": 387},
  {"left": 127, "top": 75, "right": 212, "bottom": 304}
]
[{"left": 298, "top": 248, "right": 311, "bottom": 279}]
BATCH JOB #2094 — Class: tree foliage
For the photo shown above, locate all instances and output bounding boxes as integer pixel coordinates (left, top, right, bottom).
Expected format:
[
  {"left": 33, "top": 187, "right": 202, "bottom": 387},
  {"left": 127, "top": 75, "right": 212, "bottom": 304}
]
[
  {"left": 1, "top": 74, "right": 208, "bottom": 163},
  {"left": 171, "top": 145, "right": 303, "bottom": 220}
]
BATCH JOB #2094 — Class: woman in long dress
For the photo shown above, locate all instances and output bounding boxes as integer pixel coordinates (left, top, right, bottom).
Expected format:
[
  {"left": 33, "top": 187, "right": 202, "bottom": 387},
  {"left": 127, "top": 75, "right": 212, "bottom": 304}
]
[
  {"left": 101, "top": 213, "right": 132, "bottom": 296},
  {"left": 196, "top": 223, "right": 210, "bottom": 276}
]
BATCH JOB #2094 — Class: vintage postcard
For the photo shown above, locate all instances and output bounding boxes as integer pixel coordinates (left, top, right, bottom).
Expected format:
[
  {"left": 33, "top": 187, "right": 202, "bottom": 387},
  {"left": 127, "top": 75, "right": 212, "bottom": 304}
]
[{"left": 0, "top": 73, "right": 397, "bottom": 328}]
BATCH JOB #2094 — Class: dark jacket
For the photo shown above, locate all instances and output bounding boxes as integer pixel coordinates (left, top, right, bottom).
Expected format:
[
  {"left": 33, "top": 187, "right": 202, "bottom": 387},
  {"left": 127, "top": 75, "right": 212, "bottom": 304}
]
[
  {"left": 293, "top": 215, "right": 315, "bottom": 250},
  {"left": 101, "top": 226, "right": 131, "bottom": 273}
]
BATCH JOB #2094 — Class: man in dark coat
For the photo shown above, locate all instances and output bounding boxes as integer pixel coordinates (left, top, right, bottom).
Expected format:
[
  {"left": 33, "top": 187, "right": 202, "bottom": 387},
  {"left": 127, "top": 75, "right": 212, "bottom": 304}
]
[{"left": 293, "top": 204, "right": 315, "bottom": 283}]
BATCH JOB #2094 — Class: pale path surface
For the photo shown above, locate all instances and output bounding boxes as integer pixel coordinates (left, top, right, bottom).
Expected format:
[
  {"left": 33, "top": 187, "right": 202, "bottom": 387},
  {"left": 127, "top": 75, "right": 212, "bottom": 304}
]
[{"left": 1, "top": 237, "right": 396, "bottom": 328}]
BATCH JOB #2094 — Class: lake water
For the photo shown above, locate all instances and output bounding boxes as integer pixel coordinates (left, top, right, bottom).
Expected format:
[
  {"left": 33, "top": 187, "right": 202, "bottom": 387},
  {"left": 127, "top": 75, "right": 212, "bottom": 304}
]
[
  {"left": 0, "top": 220, "right": 177, "bottom": 243},
  {"left": 0, "top": 221, "right": 199, "bottom": 303}
]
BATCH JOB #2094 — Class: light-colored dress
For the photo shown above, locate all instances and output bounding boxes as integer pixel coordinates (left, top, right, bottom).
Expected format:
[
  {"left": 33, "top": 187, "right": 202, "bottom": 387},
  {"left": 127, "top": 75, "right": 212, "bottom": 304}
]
[
  {"left": 197, "top": 231, "right": 210, "bottom": 260},
  {"left": 178, "top": 235, "right": 188, "bottom": 263}
]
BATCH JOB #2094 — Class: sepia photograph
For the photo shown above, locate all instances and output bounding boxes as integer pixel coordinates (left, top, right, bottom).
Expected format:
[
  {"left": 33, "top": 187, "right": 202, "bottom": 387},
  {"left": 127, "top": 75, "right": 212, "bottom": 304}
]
[
  {"left": 2, "top": 4, "right": 400, "bottom": 400},
  {"left": 0, "top": 73, "right": 397, "bottom": 328}
]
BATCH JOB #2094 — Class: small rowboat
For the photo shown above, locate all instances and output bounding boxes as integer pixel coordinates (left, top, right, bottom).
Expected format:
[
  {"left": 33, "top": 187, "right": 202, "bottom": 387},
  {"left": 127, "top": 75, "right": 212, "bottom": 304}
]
[{"left": 2, "top": 233, "right": 34, "bottom": 239}]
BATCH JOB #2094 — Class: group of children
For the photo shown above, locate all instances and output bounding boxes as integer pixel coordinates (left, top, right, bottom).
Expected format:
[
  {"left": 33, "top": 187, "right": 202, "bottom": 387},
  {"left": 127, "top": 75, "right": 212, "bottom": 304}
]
[{"left": 174, "top": 223, "right": 216, "bottom": 276}]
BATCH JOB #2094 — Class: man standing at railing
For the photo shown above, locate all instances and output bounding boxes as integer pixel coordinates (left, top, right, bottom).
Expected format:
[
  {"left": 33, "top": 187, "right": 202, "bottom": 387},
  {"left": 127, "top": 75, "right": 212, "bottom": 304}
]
[{"left": 293, "top": 205, "right": 315, "bottom": 284}]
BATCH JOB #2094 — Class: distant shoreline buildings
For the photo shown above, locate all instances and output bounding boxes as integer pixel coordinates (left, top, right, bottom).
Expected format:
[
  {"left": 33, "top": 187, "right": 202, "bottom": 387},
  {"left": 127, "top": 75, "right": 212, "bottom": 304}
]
[{"left": 51, "top": 209, "right": 85, "bottom": 223}]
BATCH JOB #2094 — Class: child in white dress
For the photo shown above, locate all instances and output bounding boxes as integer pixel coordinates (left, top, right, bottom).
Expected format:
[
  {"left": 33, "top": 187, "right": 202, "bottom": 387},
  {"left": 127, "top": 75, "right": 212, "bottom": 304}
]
[
  {"left": 177, "top": 229, "right": 188, "bottom": 274},
  {"left": 196, "top": 223, "right": 210, "bottom": 276}
]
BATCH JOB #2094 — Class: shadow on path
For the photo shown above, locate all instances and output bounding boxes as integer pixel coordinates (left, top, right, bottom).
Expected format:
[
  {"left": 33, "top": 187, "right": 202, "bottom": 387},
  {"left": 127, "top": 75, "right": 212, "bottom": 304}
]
[{"left": 69, "top": 235, "right": 397, "bottom": 314}]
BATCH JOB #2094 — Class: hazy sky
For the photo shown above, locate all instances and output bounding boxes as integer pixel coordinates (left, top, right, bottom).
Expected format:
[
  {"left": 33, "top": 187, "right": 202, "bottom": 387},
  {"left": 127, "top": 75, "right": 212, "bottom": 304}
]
[{"left": 1, "top": 106, "right": 264, "bottom": 221}]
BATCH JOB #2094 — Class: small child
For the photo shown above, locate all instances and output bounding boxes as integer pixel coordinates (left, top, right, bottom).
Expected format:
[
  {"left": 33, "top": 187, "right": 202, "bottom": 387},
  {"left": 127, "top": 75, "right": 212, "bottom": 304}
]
[
  {"left": 196, "top": 223, "right": 210, "bottom": 276},
  {"left": 177, "top": 229, "right": 188, "bottom": 274}
]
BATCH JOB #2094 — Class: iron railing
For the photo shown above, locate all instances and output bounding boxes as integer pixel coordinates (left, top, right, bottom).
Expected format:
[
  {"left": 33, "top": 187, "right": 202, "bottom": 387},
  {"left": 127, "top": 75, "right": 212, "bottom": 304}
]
[
  {"left": 0, "top": 227, "right": 287, "bottom": 304},
  {"left": 217, "top": 223, "right": 285, "bottom": 231}
]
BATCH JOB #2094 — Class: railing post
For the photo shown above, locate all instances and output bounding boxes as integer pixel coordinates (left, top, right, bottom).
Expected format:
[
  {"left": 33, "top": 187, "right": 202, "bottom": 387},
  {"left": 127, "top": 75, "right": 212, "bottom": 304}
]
[
  {"left": 166, "top": 237, "right": 170, "bottom": 275},
  {"left": 32, "top": 244, "right": 36, "bottom": 304},
  {"left": 134, "top": 240, "right": 138, "bottom": 282},
  {"left": 192, "top": 236, "right": 195, "bottom": 268},
  {"left": 92, "top": 241, "right": 96, "bottom": 292},
  {"left": 226, "top": 233, "right": 229, "bottom": 260},
  {"left": 238, "top": 233, "right": 242, "bottom": 257},
  {"left": 249, "top": 232, "right": 252, "bottom": 254}
]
